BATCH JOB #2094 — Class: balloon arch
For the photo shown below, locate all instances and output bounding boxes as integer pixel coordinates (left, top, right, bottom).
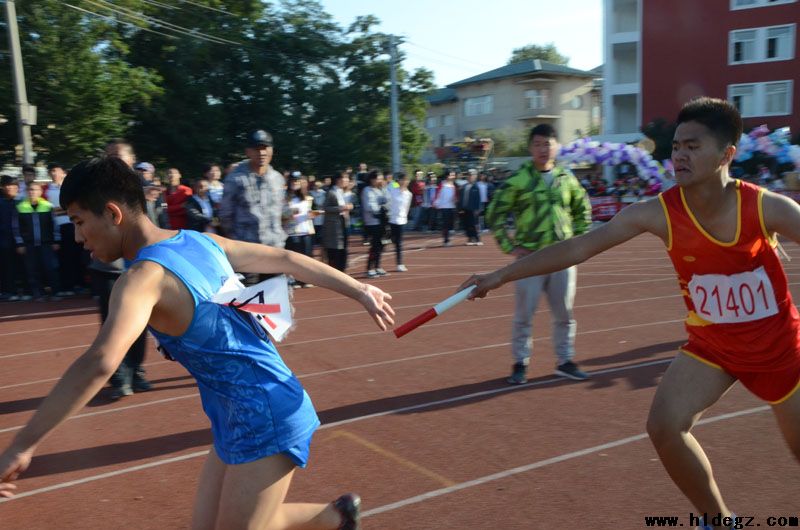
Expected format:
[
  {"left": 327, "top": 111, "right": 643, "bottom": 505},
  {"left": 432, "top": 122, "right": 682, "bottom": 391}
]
[{"left": 557, "top": 137, "right": 670, "bottom": 182}]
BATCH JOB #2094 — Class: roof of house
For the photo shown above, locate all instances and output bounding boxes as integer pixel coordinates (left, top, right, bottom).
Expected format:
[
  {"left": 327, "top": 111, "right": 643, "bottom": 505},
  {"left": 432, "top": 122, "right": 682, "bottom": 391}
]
[
  {"left": 447, "top": 59, "right": 597, "bottom": 88},
  {"left": 427, "top": 87, "right": 458, "bottom": 105}
]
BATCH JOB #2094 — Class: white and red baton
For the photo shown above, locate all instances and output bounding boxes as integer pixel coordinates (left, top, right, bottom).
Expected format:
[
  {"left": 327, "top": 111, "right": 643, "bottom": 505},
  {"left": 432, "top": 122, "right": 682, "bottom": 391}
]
[{"left": 394, "top": 286, "right": 476, "bottom": 338}]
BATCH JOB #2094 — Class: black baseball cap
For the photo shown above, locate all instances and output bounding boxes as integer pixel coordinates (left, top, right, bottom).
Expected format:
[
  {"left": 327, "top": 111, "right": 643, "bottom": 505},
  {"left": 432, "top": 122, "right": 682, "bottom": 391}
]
[{"left": 247, "top": 129, "right": 273, "bottom": 148}]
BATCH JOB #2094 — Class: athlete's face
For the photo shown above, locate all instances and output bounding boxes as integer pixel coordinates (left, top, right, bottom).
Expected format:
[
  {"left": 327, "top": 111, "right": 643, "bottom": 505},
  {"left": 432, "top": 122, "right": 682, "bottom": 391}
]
[
  {"left": 67, "top": 203, "right": 125, "bottom": 263},
  {"left": 671, "top": 121, "right": 736, "bottom": 187}
]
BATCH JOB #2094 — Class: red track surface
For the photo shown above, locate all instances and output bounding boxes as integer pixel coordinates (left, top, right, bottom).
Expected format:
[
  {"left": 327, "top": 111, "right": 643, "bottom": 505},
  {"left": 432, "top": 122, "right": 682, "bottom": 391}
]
[{"left": 1, "top": 233, "right": 799, "bottom": 529}]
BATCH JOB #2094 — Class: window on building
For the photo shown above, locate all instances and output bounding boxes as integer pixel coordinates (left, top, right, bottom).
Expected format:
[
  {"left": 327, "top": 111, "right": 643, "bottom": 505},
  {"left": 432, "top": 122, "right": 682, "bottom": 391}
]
[
  {"left": 570, "top": 95, "right": 584, "bottom": 109},
  {"left": 425, "top": 116, "right": 438, "bottom": 129},
  {"left": 764, "top": 81, "right": 792, "bottom": 114},
  {"left": 728, "top": 81, "right": 792, "bottom": 117},
  {"left": 524, "top": 89, "right": 550, "bottom": 110},
  {"left": 731, "top": 0, "right": 796, "bottom": 8},
  {"left": 464, "top": 96, "right": 493, "bottom": 116},
  {"left": 729, "top": 25, "right": 795, "bottom": 63},
  {"left": 766, "top": 26, "right": 794, "bottom": 59},
  {"left": 730, "top": 30, "right": 757, "bottom": 62},
  {"left": 729, "top": 84, "right": 756, "bottom": 117},
  {"left": 443, "top": 114, "right": 455, "bottom": 126}
]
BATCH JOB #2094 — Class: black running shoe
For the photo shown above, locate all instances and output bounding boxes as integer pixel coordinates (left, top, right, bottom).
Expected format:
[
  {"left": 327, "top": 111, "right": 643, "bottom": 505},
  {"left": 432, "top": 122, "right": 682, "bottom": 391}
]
[
  {"left": 333, "top": 493, "right": 361, "bottom": 530},
  {"left": 507, "top": 362, "right": 528, "bottom": 385},
  {"left": 554, "top": 361, "right": 590, "bottom": 381}
]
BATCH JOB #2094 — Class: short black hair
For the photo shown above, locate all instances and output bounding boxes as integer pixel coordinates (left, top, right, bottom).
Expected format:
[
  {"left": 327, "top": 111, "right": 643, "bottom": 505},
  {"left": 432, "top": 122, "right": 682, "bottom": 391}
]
[
  {"left": 0, "top": 174, "right": 17, "bottom": 186},
  {"left": 60, "top": 156, "right": 146, "bottom": 216},
  {"left": 21, "top": 164, "right": 36, "bottom": 174},
  {"left": 676, "top": 97, "right": 742, "bottom": 149},
  {"left": 528, "top": 124, "right": 558, "bottom": 143},
  {"left": 47, "top": 163, "right": 63, "bottom": 171}
]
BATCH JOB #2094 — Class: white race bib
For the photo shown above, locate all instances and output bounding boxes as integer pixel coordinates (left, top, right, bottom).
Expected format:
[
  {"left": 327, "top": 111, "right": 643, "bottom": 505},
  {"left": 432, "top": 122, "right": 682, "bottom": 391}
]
[{"left": 688, "top": 266, "right": 778, "bottom": 324}]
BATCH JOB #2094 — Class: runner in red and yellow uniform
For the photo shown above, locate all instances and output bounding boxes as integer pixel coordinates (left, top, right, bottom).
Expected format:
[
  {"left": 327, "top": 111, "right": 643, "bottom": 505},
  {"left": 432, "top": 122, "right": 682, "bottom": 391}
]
[
  {"left": 462, "top": 97, "right": 800, "bottom": 526},
  {"left": 661, "top": 179, "right": 800, "bottom": 403}
]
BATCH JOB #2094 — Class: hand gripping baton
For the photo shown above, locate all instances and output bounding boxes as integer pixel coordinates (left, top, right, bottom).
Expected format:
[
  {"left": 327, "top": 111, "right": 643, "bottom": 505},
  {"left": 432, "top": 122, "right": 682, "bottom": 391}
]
[{"left": 394, "top": 286, "right": 476, "bottom": 338}]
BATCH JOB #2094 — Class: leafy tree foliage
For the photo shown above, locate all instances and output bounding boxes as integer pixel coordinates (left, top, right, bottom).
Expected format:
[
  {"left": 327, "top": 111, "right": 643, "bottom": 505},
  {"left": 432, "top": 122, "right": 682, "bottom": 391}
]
[
  {"left": 0, "top": 0, "right": 433, "bottom": 176},
  {"left": 507, "top": 43, "right": 569, "bottom": 65}
]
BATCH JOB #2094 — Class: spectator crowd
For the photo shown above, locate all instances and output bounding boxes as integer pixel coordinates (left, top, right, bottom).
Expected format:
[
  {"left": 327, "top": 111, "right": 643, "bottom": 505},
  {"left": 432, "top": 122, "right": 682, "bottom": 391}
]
[{"left": 0, "top": 130, "right": 502, "bottom": 301}]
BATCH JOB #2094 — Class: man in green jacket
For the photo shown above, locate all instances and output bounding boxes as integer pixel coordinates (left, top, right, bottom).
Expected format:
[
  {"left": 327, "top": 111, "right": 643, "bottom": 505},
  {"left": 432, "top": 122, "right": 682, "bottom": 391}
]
[{"left": 486, "top": 124, "right": 592, "bottom": 384}]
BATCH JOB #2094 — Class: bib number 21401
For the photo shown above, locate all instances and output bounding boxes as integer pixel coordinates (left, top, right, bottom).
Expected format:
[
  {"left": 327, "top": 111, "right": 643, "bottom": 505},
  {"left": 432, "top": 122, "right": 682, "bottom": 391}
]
[{"left": 688, "top": 266, "right": 778, "bottom": 324}]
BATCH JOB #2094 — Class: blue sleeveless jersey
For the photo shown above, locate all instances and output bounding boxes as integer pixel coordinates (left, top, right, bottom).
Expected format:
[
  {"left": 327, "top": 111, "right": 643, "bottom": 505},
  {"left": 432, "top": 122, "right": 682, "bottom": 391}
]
[{"left": 132, "top": 230, "right": 319, "bottom": 465}]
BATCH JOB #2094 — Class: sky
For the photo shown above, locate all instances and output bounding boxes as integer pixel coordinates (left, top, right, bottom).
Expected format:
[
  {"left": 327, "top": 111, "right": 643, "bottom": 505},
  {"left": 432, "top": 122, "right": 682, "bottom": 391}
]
[{"left": 319, "top": 0, "right": 604, "bottom": 87}]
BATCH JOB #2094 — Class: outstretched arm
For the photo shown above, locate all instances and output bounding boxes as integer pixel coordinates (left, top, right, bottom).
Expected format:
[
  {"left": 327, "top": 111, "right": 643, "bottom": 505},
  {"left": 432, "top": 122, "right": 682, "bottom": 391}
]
[
  {"left": 207, "top": 234, "right": 395, "bottom": 330},
  {"left": 460, "top": 198, "right": 665, "bottom": 298},
  {"left": 0, "top": 263, "right": 161, "bottom": 497}
]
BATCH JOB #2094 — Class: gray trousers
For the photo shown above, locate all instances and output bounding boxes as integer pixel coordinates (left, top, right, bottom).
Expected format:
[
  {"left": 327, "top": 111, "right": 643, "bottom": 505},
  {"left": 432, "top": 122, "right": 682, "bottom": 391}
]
[{"left": 511, "top": 266, "right": 577, "bottom": 366}]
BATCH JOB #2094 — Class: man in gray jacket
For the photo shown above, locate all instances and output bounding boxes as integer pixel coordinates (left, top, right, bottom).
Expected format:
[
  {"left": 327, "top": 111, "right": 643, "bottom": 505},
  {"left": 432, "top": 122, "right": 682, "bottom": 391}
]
[{"left": 220, "top": 130, "right": 286, "bottom": 249}]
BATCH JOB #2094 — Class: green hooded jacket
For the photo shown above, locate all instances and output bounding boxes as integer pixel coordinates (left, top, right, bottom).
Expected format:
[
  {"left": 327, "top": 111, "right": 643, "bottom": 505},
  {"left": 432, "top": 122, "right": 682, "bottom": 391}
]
[{"left": 486, "top": 161, "right": 591, "bottom": 254}]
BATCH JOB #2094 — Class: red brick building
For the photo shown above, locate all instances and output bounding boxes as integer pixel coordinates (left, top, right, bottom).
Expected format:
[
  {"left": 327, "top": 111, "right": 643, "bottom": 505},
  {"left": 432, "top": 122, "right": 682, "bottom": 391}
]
[{"left": 641, "top": 0, "right": 799, "bottom": 131}]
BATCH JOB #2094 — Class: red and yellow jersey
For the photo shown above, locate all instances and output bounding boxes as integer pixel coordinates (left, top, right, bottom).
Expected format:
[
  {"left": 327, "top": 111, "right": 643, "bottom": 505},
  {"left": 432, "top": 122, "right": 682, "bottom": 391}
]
[{"left": 659, "top": 179, "right": 800, "bottom": 372}]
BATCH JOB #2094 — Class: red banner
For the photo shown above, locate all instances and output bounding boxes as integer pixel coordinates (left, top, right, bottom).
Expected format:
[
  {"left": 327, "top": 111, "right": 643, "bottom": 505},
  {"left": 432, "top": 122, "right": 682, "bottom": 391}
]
[{"left": 590, "top": 196, "right": 621, "bottom": 221}]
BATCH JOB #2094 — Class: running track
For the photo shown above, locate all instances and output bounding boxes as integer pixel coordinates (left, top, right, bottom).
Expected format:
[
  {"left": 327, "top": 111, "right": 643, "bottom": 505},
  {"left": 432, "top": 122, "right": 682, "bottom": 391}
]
[{"left": 1, "top": 233, "right": 798, "bottom": 529}]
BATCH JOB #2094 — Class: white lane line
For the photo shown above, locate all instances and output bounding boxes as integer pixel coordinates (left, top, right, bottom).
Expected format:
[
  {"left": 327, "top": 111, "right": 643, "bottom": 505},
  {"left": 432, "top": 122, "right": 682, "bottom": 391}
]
[
  {"left": 0, "top": 316, "right": 687, "bottom": 435},
  {"left": 0, "top": 282, "right": 680, "bottom": 359},
  {"left": 361, "top": 405, "right": 771, "bottom": 518},
  {"left": 0, "top": 356, "right": 679, "bottom": 502},
  {"left": 0, "top": 306, "right": 95, "bottom": 321}
]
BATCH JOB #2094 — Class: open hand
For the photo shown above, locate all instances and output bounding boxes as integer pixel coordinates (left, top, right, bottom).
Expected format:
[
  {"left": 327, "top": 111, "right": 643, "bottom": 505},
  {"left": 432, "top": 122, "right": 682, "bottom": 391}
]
[
  {"left": 358, "top": 283, "right": 395, "bottom": 331},
  {"left": 0, "top": 445, "right": 33, "bottom": 498},
  {"left": 458, "top": 271, "right": 504, "bottom": 300}
]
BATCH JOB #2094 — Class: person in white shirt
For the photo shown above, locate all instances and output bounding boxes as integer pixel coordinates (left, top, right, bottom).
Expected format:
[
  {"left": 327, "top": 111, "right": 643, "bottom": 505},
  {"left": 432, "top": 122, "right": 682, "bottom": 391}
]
[
  {"left": 284, "top": 176, "right": 318, "bottom": 287},
  {"left": 433, "top": 170, "right": 458, "bottom": 246},
  {"left": 388, "top": 173, "right": 413, "bottom": 272}
]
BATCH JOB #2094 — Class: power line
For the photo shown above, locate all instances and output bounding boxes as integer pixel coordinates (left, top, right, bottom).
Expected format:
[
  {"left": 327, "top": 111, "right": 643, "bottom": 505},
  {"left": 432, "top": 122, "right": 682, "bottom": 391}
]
[
  {"left": 64, "top": 3, "right": 179, "bottom": 39},
  {"left": 405, "top": 40, "right": 495, "bottom": 70},
  {"left": 178, "top": 0, "right": 236, "bottom": 16},
  {"left": 88, "top": 0, "right": 240, "bottom": 45}
]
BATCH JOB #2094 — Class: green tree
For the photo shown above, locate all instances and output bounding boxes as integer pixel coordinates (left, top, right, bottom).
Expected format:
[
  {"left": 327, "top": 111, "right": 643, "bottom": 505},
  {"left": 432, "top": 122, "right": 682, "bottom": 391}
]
[
  {"left": 507, "top": 43, "right": 569, "bottom": 65},
  {"left": 0, "top": 0, "right": 161, "bottom": 164}
]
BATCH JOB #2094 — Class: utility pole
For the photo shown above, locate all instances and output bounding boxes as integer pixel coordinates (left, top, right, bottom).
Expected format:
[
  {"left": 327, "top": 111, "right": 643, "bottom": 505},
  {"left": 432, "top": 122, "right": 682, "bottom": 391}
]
[
  {"left": 388, "top": 34, "right": 401, "bottom": 174},
  {"left": 5, "top": 0, "right": 35, "bottom": 164}
]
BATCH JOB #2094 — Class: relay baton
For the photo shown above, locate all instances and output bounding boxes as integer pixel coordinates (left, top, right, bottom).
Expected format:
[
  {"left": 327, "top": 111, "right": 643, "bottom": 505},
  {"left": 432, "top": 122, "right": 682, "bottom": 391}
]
[{"left": 394, "top": 285, "right": 476, "bottom": 338}]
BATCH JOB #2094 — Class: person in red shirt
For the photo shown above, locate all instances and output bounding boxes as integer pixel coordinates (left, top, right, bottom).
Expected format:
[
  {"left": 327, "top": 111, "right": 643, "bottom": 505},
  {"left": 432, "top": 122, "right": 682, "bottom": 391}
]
[
  {"left": 462, "top": 97, "right": 800, "bottom": 523},
  {"left": 165, "top": 167, "right": 192, "bottom": 229}
]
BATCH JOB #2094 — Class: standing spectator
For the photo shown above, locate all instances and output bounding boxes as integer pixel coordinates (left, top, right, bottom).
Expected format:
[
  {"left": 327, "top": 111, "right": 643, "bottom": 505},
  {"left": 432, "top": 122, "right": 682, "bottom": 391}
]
[
  {"left": 98, "top": 140, "right": 150, "bottom": 400},
  {"left": 459, "top": 169, "right": 483, "bottom": 245},
  {"left": 0, "top": 176, "right": 21, "bottom": 300},
  {"left": 310, "top": 179, "right": 327, "bottom": 251},
  {"left": 409, "top": 169, "right": 425, "bottom": 230},
  {"left": 165, "top": 168, "right": 192, "bottom": 230},
  {"left": 13, "top": 182, "right": 60, "bottom": 301},
  {"left": 486, "top": 124, "right": 592, "bottom": 384},
  {"left": 203, "top": 163, "right": 224, "bottom": 204},
  {"left": 322, "top": 172, "right": 352, "bottom": 272},
  {"left": 422, "top": 173, "right": 438, "bottom": 231},
  {"left": 46, "top": 163, "right": 83, "bottom": 295},
  {"left": 284, "top": 176, "right": 317, "bottom": 287},
  {"left": 134, "top": 161, "right": 155, "bottom": 184},
  {"left": 433, "top": 170, "right": 458, "bottom": 246},
  {"left": 15, "top": 165, "right": 37, "bottom": 199},
  {"left": 220, "top": 130, "right": 286, "bottom": 253},
  {"left": 144, "top": 179, "right": 170, "bottom": 229},
  {"left": 185, "top": 179, "right": 218, "bottom": 233},
  {"left": 388, "top": 173, "right": 412, "bottom": 272},
  {"left": 361, "top": 170, "right": 390, "bottom": 278},
  {"left": 477, "top": 172, "right": 491, "bottom": 230}
]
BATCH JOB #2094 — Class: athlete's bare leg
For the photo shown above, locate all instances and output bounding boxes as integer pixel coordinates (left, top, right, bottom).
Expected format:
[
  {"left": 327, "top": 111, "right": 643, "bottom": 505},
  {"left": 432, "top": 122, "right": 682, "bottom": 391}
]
[
  {"left": 772, "top": 384, "right": 800, "bottom": 463},
  {"left": 213, "top": 452, "right": 343, "bottom": 530},
  {"left": 646, "top": 352, "right": 737, "bottom": 522},
  {"left": 192, "top": 450, "right": 227, "bottom": 530}
]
